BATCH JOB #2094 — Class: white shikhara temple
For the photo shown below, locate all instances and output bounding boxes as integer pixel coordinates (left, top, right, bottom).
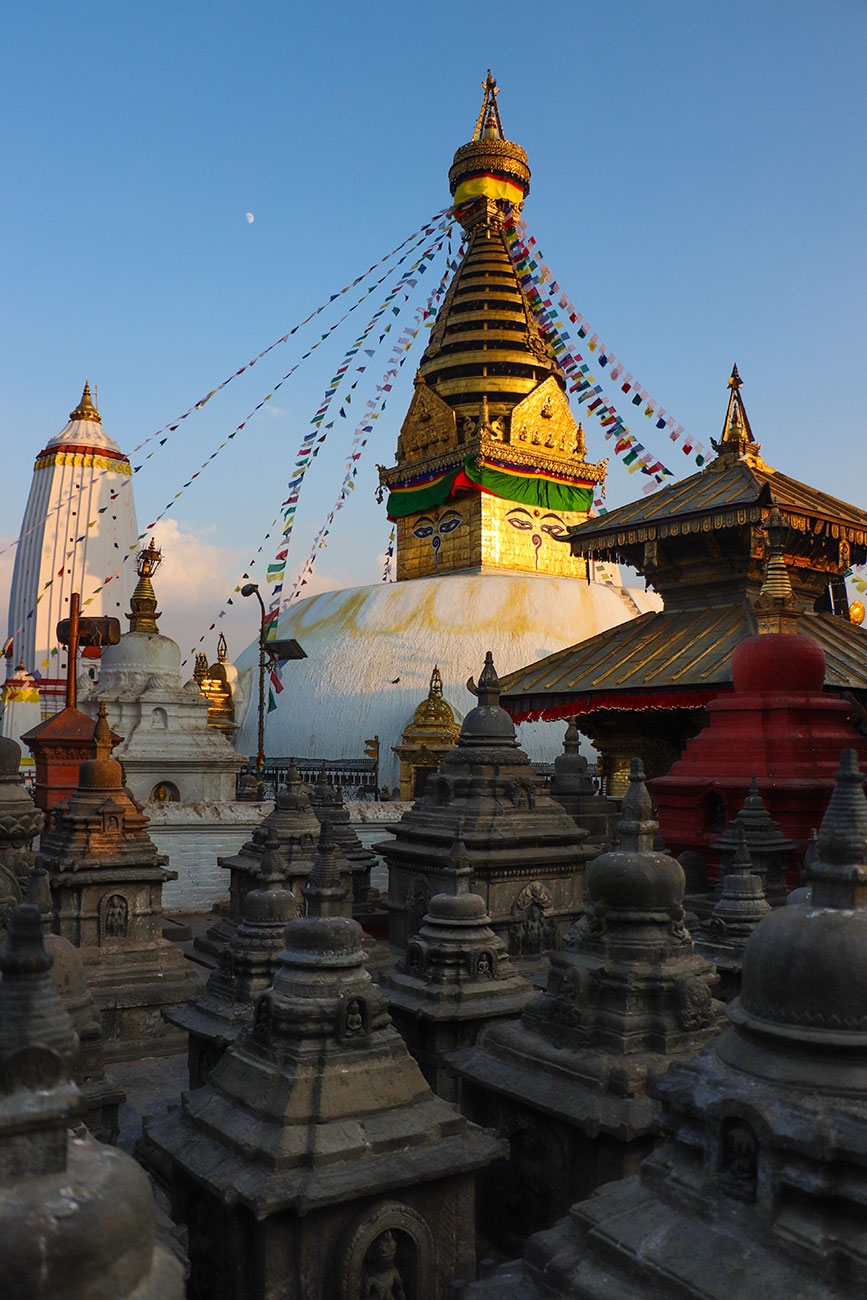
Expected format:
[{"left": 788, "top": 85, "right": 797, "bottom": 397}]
[{"left": 6, "top": 384, "right": 140, "bottom": 714}]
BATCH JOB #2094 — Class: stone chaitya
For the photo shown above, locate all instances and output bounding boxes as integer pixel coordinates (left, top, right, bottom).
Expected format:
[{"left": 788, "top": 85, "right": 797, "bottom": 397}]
[
  {"left": 308, "top": 763, "right": 379, "bottom": 910},
  {"left": 0, "top": 735, "right": 44, "bottom": 932},
  {"left": 197, "top": 757, "right": 320, "bottom": 961},
  {"left": 380, "top": 652, "right": 594, "bottom": 956},
  {"left": 707, "top": 774, "right": 795, "bottom": 906},
  {"left": 548, "top": 719, "right": 612, "bottom": 846},
  {"left": 35, "top": 703, "right": 200, "bottom": 1061},
  {"left": 167, "top": 830, "right": 312, "bottom": 1089},
  {"left": 144, "top": 807, "right": 503, "bottom": 1300},
  {"left": 381, "top": 838, "right": 532, "bottom": 1101},
  {"left": 452, "top": 759, "right": 724, "bottom": 1255},
  {"left": 0, "top": 903, "right": 185, "bottom": 1299},
  {"left": 694, "top": 827, "right": 770, "bottom": 1001},
  {"left": 470, "top": 749, "right": 867, "bottom": 1299}
]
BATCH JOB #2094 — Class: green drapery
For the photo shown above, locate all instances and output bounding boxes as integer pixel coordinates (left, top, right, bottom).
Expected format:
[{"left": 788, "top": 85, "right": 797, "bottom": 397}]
[{"left": 386, "top": 457, "right": 594, "bottom": 518}]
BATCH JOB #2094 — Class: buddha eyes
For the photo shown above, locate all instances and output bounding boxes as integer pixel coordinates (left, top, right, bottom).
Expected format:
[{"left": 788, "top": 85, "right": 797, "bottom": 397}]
[
  {"left": 413, "top": 512, "right": 462, "bottom": 540},
  {"left": 541, "top": 520, "right": 567, "bottom": 537},
  {"left": 438, "top": 513, "right": 462, "bottom": 535},
  {"left": 507, "top": 513, "right": 534, "bottom": 531},
  {"left": 412, "top": 518, "right": 435, "bottom": 539}
]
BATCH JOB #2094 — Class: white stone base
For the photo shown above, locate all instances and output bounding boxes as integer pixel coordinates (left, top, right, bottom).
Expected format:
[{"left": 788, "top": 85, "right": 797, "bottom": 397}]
[{"left": 147, "top": 801, "right": 273, "bottom": 912}]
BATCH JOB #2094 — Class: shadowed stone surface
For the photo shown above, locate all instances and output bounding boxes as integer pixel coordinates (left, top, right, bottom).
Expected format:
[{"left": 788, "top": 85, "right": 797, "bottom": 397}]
[
  {"left": 35, "top": 705, "right": 200, "bottom": 1062},
  {"left": 381, "top": 840, "right": 532, "bottom": 1101},
  {"left": 380, "top": 653, "right": 594, "bottom": 959},
  {"left": 0, "top": 736, "right": 43, "bottom": 933},
  {"left": 473, "top": 749, "right": 867, "bottom": 1299},
  {"left": 0, "top": 904, "right": 185, "bottom": 1299},
  {"left": 452, "top": 758, "right": 724, "bottom": 1254},
  {"left": 144, "top": 807, "right": 504, "bottom": 1299}
]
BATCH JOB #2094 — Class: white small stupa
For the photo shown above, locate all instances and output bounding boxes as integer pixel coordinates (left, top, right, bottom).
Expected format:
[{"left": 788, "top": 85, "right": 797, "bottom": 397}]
[
  {"left": 80, "top": 539, "right": 246, "bottom": 804},
  {"left": 6, "top": 383, "right": 140, "bottom": 714},
  {"left": 0, "top": 651, "right": 41, "bottom": 776}
]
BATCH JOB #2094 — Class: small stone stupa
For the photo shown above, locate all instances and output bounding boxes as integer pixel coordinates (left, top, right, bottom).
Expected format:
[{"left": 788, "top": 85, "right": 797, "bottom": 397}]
[
  {"left": 145, "top": 803, "right": 503, "bottom": 1299},
  {"left": 197, "top": 758, "right": 320, "bottom": 960},
  {"left": 0, "top": 904, "right": 185, "bottom": 1299},
  {"left": 308, "top": 762, "right": 380, "bottom": 909},
  {"left": 381, "top": 838, "right": 532, "bottom": 1100},
  {"left": 548, "top": 718, "right": 612, "bottom": 846},
  {"left": 695, "top": 827, "right": 771, "bottom": 1001},
  {"left": 452, "top": 758, "right": 724, "bottom": 1254},
  {"left": 380, "top": 652, "right": 595, "bottom": 956},
  {"left": 80, "top": 539, "right": 246, "bottom": 803},
  {"left": 168, "top": 831, "right": 308, "bottom": 1089},
  {"left": 392, "top": 664, "right": 462, "bottom": 801},
  {"left": 709, "top": 774, "right": 796, "bottom": 905},
  {"left": 35, "top": 703, "right": 200, "bottom": 1061},
  {"left": 487, "top": 749, "right": 867, "bottom": 1300},
  {"left": 0, "top": 735, "right": 43, "bottom": 932}
]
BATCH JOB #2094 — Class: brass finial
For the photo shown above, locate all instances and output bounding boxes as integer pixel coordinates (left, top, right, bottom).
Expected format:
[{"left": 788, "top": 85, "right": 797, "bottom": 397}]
[
  {"left": 93, "top": 701, "right": 113, "bottom": 761},
  {"left": 472, "top": 69, "right": 504, "bottom": 142},
  {"left": 217, "top": 632, "right": 228, "bottom": 664},
  {"left": 193, "top": 653, "right": 209, "bottom": 685},
  {"left": 575, "top": 421, "right": 587, "bottom": 459},
  {"left": 69, "top": 380, "right": 101, "bottom": 423},
  {"left": 477, "top": 394, "right": 493, "bottom": 437},
  {"left": 429, "top": 664, "right": 443, "bottom": 699},
  {"left": 127, "top": 539, "right": 162, "bottom": 633},
  {"left": 753, "top": 506, "right": 799, "bottom": 634},
  {"left": 711, "top": 364, "right": 761, "bottom": 461}
]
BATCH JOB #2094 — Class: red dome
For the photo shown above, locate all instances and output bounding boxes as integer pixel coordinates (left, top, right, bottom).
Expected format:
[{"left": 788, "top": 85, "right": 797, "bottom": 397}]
[{"left": 731, "top": 631, "right": 825, "bottom": 695}]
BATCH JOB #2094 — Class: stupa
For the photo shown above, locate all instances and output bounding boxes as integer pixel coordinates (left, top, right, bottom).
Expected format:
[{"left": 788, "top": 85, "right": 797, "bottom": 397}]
[
  {"left": 451, "top": 759, "right": 724, "bottom": 1254},
  {"left": 233, "top": 74, "right": 658, "bottom": 789},
  {"left": 695, "top": 828, "right": 771, "bottom": 1001},
  {"left": 380, "top": 652, "right": 595, "bottom": 955},
  {"left": 307, "top": 762, "right": 380, "bottom": 908},
  {"left": 35, "top": 702, "right": 200, "bottom": 1060},
  {"left": 166, "top": 832, "right": 297, "bottom": 1087},
  {"left": 708, "top": 775, "right": 796, "bottom": 904},
  {"left": 474, "top": 750, "right": 867, "bottom": 1300},
  {"left": 0, "top": 735, "right": 43, "bottom": 932},
  {"left": 392, "top": 664, "right": 462, "bottom": 800},
  {"left": 501, "top": 367, "right": 867, "bottom": 792},
  {"left": 381, "top": 839, "right": 532, "bottom": 1101},
  {"left": 80, "top": 538, "right": 246, "bottom": 803},
  {"left": 6, "top": 384, "right": 140, "bottom": 715},
  {"left": 143, "top": 800, "right": 503, "bottom": 1300},
  {"left": 0, "top": 656, "right": 40, "bottom": 775},
  {"left": 548, "top": 718, "right": 612, "bottom": 845},
  {"left": 649, "top": 510, "right": 867, "bottom": 871},
  {"left": 0, "top": 904, "right": 185, "bottom": 1299}
]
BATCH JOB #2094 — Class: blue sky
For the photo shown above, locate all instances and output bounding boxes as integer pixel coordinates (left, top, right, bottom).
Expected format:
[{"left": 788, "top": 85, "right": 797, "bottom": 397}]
[{"left": 2, "top": 0, "right": 865, "bottom": 659}]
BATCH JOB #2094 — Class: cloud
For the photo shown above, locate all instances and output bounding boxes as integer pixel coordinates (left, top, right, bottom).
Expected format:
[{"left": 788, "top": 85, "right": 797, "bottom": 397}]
[{"left": 149, "top": 519, "right": 247, "bottom": 658}]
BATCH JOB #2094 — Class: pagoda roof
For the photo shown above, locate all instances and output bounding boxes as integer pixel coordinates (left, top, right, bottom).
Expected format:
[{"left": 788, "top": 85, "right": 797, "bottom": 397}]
[
  {"left": 500, "top": 607, "right": 867, "bottom": 721},
  {"left": 567, "top": 457, "right": 867, "bottom": 552}
]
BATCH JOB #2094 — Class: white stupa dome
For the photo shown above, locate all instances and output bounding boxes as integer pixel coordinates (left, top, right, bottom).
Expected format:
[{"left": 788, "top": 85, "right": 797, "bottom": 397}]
[{"left": 235, "top": 571, "right": 660, "bottom": 788}]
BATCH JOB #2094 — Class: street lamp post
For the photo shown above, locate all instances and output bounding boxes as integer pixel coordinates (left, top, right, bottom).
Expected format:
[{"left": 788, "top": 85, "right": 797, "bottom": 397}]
[{"left": 241, "top": 582, "right": 267, "bottom": 800}]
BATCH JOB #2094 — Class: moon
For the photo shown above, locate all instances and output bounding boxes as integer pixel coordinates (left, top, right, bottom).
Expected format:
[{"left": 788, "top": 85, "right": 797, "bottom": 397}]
[{"left": 245, "top": 212, "right": 254, "bottom": 224}]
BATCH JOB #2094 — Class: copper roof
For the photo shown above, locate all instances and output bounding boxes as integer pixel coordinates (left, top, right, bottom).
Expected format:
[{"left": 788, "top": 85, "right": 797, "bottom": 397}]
[
  {"left": 500, "top": 608, "right": 867, "bottom": 720},
  {"left": 567, "top": 459, "right": 867, "bottom": 551}
]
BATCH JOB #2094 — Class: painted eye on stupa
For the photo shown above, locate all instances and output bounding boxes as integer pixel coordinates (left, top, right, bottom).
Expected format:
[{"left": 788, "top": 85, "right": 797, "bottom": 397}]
[
  {"left": 506, "top": 509, "right": 534, "bottom": 531},
  {"left": 540, "top": 514, "right": 567, "bottom": 538},
  {"left": 438, "top": 511, "right": 462, "bottom": 535},
  {"left": 412, "top": 517, "right": 435, "bottom": 539}
]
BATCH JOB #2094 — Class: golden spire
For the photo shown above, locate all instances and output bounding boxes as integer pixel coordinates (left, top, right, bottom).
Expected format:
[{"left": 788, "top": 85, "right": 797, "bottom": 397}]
[
  {"left": 127, "top": 539, "right": 162, "bottom": 633},
  {"left": 429, "top": 664, "right": 443, "bottom": 699},
  {"left": 449, "top": 72, "right": 530, "bottom": 229},
  {"left": 472, "top": 70, "right": 504, "bottom": 142},
  {"left": 753, "top": 506, "right": 799, "bottom": 634},
  {"left": 69, "top": 381, "right": 101, "bottom": 423},
  {"left": 217, "top": 632, "right": 228, "bottom": 663},
  {"left": 711, "top": 364, "right": 761, "bottom": 461},
  {"left": 93, "top": 701, "right": 113, "bottom": 760}
]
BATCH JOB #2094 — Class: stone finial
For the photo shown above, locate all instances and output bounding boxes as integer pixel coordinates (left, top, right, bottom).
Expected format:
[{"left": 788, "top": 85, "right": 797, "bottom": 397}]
[
  {"left": 809, "top": 749, "right": 867, "bottom": 909},
  {"left": 617, "top": 758, "right": 657, "bottom": 854},
  {"left": 258, "top": 830, "right": 285, "bottom": 888},
  {"left": 461, "top": 652, "right": 516, "bottom": 744},
  {"left": 93, "top": 700, "right": 113, "bottom": 760},
  {"left": 303, "top": 819, "right": 349, "bottom": 919},
  {"left": 449, "top": 835, "right": 473, "bottom": 896},
  {"left": 467, "top": 650, "right": 501, "bottom": 706}
]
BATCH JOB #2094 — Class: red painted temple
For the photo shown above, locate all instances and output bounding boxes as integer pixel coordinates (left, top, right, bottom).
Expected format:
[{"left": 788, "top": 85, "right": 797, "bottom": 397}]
[
  {"left": 648, "top": 508, "right": 867, "bottom": 884},
  {"left": 500, "top": 367, "right": 867, "bottom": 793}
]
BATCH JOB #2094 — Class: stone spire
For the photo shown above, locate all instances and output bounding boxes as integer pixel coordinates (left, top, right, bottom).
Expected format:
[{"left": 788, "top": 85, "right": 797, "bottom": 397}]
[
  {"left": 548, "top": 718, "right": 611, "bottom": 845},
  {"left": 0, "top": 903, "right": 186, "bottom": 1298},
  {"left": 710, "top": 774, "right": 795, "bottom": 903},
  {"left": 167, "top": 828, "right": 298, "bottom": 1088},
  {"left": 127, "top": 538, "right": 162, "bottom": 633},
  {"left": 380, "top": 652, "right": 594, "bottom": 955},
  {"left": 696, "top": 827, "right": 771, "bottom": 1001},
  {"left": 501, "top": 749, "right": 867, "bottom": 1299},
  {"left": 451, "top": 756, "right": 723, "bottom": 1253},
  {"left": 308, "top": 761, "right": 378, "bottom": 907},
  {"left": 144, "top": 834, "right": 503, "bottom": 1299},
  {"left": 303, "top": 818, "right": 351, "bottom": 919}
]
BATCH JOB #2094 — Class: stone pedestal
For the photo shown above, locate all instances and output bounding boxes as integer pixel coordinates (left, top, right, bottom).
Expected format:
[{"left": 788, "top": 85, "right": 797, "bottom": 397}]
[
  {"left": 381, "top": 853, "right": 532, "bottom": 1102},
  {"left": 36, "top": 705, "right": 200, "bottom": 1061},
  {"left": 0, "top": 904, "right": 185, "bottom": 1299},
  {"left": 144, "top": 816, "right": 503, "bottom": 1300},
  {"left": 380, "top": 654, "right": 594, "bottom": 960},
  {"left": 452, "top": 759, "right": 724, "bottom": 1255}
]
